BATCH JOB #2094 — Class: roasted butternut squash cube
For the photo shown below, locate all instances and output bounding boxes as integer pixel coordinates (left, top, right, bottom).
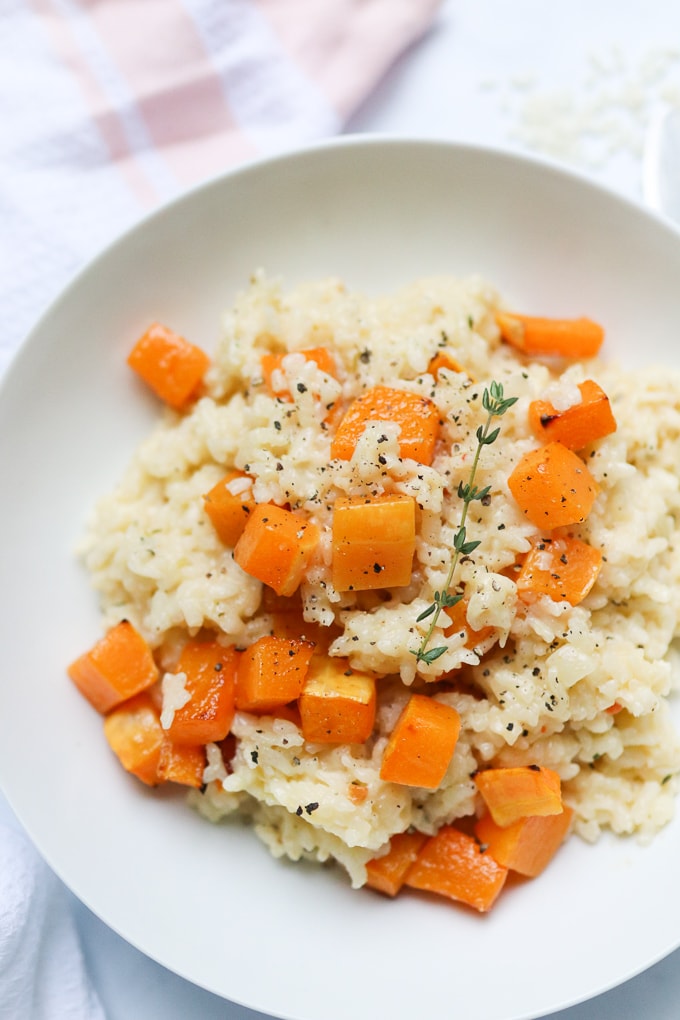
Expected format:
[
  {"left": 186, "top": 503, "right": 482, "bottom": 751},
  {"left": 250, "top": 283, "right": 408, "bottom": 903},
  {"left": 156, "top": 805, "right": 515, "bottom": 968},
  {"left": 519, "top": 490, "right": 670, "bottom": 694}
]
[
  {"left": 127, "top": 322, "right": 210, "bottom": 409},
  {"left": 157, "top": 740, "right": 206, "bottom": 788},
  {"left": 528, "top": 379, "right": 616, "bottom": 450},
  {"left": 236, "top": 635, "right": 315, "bottom": 713},
  {"left": 405, "top": 826, "right": 508, "bottom": 913},
  {"left": 495, "top": 312, "right": 604, "bottom": 358},
  {"left": 330, "top": 385, "right": 440, "bottom": 464},
  {"left": 299, "top": 656, "right": 376, "bottom": 744},
  {"left": 103, "top": 692, "right": 164, "bottom": 786},
  {"left": 507, "top": 442, "right": 598, "bottom": 529},
  {"left": 234, "top": 504, "right": 320, "bottom": 597},
  {"left": 203, "top": 470, "right": 256, "bottom": 546},
  {"left": 474, "top": 805, "right": 574, "bottom": 877},
  {"left": 164, "top": 640, "right": 238, "bottom": 746},
  {"left": 516, "top": 536, "right": 602, "bottom": 606},
  {"left": 331, "top": 493, "right": 416, "bottom": 591},
  {"left": 365, "top": 831, "right": 429, "bottom": 897},
  {"left": 474, "top": 765, "right": 563, "bottom": 827},
  {"left": 380, "top": 694, "right": 460, "bottom": 790},
  {"left": 68, "top": 620, "right": 159, "bottom": 715}
]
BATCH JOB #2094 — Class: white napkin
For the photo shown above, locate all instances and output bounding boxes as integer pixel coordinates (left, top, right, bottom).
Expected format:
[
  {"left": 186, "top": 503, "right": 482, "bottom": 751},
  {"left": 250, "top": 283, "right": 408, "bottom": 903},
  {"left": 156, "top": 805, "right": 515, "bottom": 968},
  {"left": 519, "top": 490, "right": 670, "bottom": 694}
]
[{"left": 0, "top": 825, "right": 105, "bottom": 1020}]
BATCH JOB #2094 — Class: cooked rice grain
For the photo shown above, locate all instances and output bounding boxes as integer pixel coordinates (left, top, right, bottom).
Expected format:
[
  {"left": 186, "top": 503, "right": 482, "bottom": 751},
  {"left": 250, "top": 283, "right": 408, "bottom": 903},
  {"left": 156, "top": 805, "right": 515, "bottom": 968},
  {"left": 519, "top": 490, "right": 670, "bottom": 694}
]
[{"left": 82, "top": 272, "right": 680, "bottom": 885}]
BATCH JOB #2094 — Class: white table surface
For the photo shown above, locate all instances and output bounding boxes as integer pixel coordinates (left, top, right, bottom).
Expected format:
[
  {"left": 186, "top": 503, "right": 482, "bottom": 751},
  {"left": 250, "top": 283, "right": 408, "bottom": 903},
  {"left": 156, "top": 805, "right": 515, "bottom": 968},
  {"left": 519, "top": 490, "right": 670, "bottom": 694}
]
[{"left": 4, "top": 1, "right": 680, "bottom": 1017}]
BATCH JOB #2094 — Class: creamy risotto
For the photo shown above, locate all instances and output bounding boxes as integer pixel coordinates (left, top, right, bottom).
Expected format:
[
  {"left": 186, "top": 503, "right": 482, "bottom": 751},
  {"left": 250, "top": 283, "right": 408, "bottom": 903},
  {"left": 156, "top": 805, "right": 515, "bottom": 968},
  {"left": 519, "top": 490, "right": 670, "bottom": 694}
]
[{"left": 76, "top": 273, "right": 680, "bottom": 896}]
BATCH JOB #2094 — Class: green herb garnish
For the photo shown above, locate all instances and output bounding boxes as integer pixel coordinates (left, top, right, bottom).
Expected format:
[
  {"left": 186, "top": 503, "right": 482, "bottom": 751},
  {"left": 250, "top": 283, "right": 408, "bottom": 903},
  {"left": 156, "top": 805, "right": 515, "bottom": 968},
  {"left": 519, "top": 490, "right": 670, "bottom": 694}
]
[{"left": 414, "top": 381, "right": 517, "bottom": 666}]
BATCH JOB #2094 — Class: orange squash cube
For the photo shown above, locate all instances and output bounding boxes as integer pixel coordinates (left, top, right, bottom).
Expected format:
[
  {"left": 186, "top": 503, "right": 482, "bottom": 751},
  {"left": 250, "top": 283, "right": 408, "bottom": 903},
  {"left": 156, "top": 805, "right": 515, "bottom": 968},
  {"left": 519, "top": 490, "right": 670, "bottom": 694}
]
[
  {"left": 331, "top": 493, "right": 416, "bottom": 591},
  {"left": 516, "top": 536, "right": 603, "bottom": 606},
  {"left": 528, "top": 379, "right": 617, "bottom": 450},
  {"left": 495, "top": 312, "right": 604, "bottom": 358},
  {"left": 157, "top": 740, "right": 206, "bottom": 788},
  {"left": 330, "top": 385, "right": 440, "bottom": 465},
  {"left": 236, "top": 635, "right": 315, "bottom": 713},
  {"left": 234, "top": 504, "right": 320, "bottom": 597},
  {"left": 203, "top": 470, "right": 256, "bottom": 546},
  {"left": 68, "top": 620, "right": 159, "bottom": 715},
  {"left": 474, "top": 765, "right": 563, "bottom": 827},
  {"left": 507, "top": 442, "right": 599, "bottom": 529},
  {"left": 475, "top": 805, "right": 574, "bottom": 877},
  {"left": 380, "top": 694, "right": 461, "bottom": 790},
  {"left": 103, "top": 692, "right": 164, "bottom": 786},
  {"left": 127, "top": 322, "right": 210, "bottom": 410},
  {"left": 365, "top": 831, "right": 429, "bottom": 897},
  {"left": 164, "top": 640, "right": 238, "bottom": 746},
  {"left": 299, "top": 656, "right": 376, "bottom": 744},
  {"left": 405, "top": 826, "right": 508, "bottom": 912}
]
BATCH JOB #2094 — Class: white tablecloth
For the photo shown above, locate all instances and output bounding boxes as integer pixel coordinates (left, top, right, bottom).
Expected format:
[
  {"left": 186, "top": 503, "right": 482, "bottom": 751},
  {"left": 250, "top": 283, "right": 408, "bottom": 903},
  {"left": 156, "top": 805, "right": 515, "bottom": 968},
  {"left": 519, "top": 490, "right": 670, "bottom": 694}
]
[{"left": 3, "top": 1, "right": 680, "bottom": 1017}]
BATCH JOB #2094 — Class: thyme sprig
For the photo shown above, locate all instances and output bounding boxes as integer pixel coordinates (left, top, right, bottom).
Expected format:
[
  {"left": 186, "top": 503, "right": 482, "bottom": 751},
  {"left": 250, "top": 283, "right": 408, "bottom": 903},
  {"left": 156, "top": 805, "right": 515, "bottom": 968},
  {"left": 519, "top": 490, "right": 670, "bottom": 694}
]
[{"left": 414, "top": 381, "right": 517, "bottom": 666}]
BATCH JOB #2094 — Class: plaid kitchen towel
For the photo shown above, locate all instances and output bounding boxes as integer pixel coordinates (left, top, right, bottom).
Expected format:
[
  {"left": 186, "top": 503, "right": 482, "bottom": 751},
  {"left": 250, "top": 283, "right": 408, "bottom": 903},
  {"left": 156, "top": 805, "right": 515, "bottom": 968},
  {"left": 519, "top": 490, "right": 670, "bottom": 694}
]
[{"left": 0, "top": 0, "right": 441, "bottom": 377}]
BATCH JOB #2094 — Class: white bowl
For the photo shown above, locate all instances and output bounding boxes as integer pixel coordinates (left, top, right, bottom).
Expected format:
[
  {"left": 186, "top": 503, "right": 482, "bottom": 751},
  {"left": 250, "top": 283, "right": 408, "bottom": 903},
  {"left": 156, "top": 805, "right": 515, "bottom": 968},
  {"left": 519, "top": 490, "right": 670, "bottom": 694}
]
[{"left": 1, "top": 137, "right": 680, "bottom": 1020}]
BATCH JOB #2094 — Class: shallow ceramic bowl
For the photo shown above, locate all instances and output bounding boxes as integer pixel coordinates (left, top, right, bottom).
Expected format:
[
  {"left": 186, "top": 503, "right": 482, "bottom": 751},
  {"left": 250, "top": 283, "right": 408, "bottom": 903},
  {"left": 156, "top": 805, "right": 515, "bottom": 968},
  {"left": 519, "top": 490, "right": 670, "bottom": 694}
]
[{"left": 1, "top": 138, "right": 680, "bottom": 1020}]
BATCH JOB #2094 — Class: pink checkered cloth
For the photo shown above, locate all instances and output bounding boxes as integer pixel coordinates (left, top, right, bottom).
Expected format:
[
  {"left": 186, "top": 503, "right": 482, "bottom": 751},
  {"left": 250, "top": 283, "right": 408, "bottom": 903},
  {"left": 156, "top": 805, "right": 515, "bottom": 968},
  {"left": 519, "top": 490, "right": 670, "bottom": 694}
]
[
  {"left": 0, "top": 1, "right": 440, "bottom": 1015},
  {"left": 0, "top": 0, "right": 440, "bottom": 378}
]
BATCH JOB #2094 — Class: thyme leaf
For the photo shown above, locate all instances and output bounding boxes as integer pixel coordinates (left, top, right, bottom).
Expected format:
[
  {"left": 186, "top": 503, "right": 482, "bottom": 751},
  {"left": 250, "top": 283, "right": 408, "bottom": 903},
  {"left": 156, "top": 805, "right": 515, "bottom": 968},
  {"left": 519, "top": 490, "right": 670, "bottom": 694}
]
[{"left": 419, "top": 645, "right": 448, "bottom": 665}]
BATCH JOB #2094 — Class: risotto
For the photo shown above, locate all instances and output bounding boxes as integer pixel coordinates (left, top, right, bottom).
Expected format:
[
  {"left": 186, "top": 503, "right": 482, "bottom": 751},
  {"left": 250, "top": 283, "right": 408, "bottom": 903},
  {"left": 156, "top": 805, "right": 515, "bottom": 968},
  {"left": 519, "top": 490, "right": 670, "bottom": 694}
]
[{"left": 72, "top": 272, "right": 680, "bottom": 902}]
